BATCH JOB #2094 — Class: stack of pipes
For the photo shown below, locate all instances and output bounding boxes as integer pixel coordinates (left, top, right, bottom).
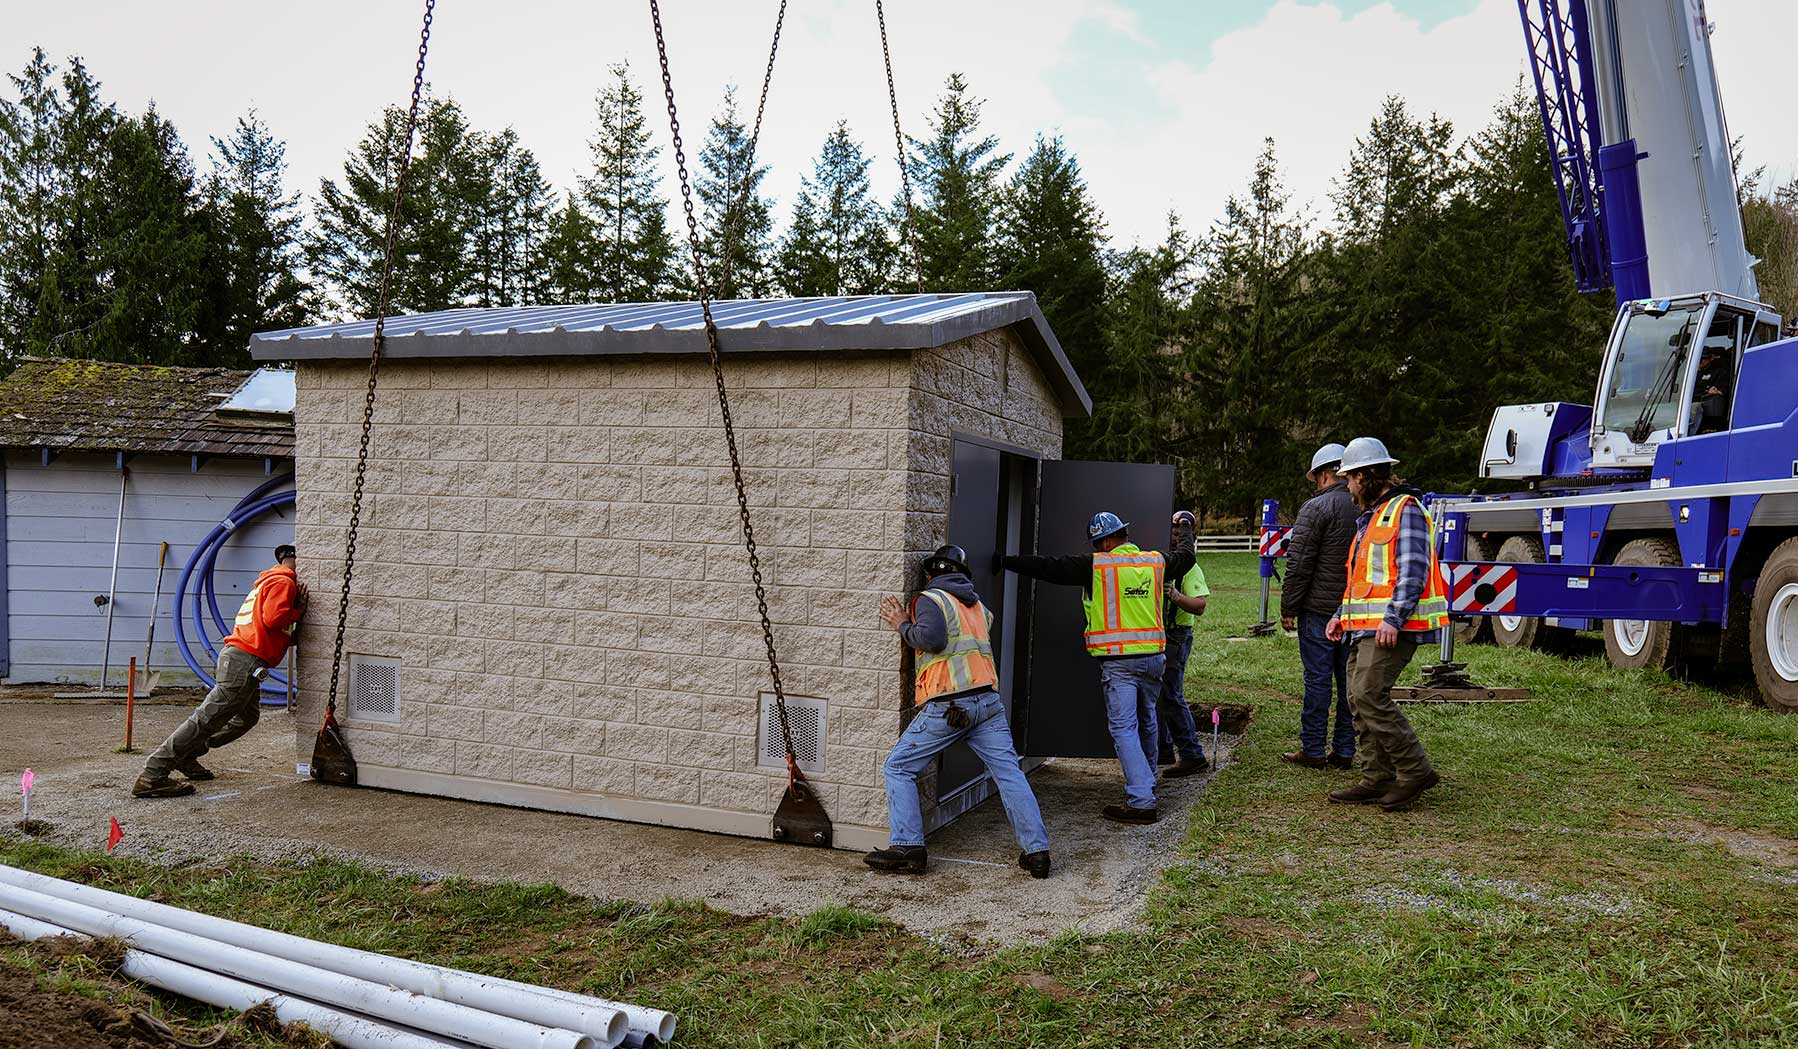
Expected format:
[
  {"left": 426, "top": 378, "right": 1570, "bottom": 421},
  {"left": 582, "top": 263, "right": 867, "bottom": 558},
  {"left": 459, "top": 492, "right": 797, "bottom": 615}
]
[{"left": 0, "top": 865, "right": 676, "bottom": 1048}]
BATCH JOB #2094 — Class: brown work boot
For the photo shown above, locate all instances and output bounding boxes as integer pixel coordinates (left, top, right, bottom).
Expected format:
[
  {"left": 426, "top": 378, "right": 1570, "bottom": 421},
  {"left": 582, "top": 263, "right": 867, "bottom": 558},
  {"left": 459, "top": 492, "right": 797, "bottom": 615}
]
[
  {"left": 1282, "top": 750, "right": 1328, "bottom": 769},
  {"left": 1018, "top": 851, "right": 1052, "bottom": 879},
  {"left": 131, "top": 775, "right": 195, "bottom": 799},
  {"left": 174, "top": 758, "right": 214, "bottom": 781},
  {"left": 1327, "top": 782, "right": 1387, "bottom": 805},
  {"left": 1164, "top": 754, "right": 1209, "bottom": 778},
  {"left": 1102, "top": 804, "right": 1159, "bottom": 825},
  {"left": 1326, "top": 753, "right": 1355, "bottom": 770},
  {"left": 1377, "top": 770, "right": 1441, "bottom": 812}
]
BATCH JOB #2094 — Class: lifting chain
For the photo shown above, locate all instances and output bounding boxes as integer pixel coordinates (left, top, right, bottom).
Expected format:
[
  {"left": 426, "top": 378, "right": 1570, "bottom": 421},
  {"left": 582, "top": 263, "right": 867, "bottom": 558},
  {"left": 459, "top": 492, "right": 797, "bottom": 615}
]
[
  {"left": 322, "top": 0, "right": 436, "bottom": 727},
  {"left": 876, "top": 0, "right": 926, "bottom": 293},
  {"left": 716, "top": 0, "right": 787, "bottom": 297},
  {"left": 648, "top": 1, "right": 807, "bottom": 784}
]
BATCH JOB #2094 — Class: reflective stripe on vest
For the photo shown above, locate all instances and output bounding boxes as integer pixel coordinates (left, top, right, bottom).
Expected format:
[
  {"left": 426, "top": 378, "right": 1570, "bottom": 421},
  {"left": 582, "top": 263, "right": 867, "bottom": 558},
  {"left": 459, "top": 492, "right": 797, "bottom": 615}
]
[
  {"left": 1340, "top": 494, "right": 1449, "bottom": 633},
  {"left": 1083, "top": 545, "right": 1166, "bottom": 656},
  {"left": 912, "top": 589, "right": 998, "bottom": 704},
  {"left": 234, "top": 580, "right": 295, "bottom": 637}
]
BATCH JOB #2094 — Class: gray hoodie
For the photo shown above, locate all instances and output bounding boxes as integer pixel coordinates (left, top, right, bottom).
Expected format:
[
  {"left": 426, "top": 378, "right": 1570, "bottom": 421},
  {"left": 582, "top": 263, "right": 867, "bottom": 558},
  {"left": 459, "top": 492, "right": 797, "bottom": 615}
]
[{"left": 901, "top": 572, "right": 982, "bottom": 654}]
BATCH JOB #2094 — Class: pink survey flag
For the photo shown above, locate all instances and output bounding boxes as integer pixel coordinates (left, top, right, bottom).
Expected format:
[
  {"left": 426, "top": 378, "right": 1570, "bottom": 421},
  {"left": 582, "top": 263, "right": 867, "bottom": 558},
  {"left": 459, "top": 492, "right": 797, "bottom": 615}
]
[
  {"left": 19, "top": 769, "right": 32, "bottom": 795},
  {"left": 1211, "top": 707, "right": 1220, "bottom": 726}
]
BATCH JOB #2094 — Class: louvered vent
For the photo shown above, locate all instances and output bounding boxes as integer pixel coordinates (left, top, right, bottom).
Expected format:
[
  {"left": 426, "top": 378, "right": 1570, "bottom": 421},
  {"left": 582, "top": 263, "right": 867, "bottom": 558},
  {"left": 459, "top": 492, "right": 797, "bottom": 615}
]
[
  {"left": 757, "top": 693, "right": 827, "bottom": 775},
  {"left": 349, "top": 655, "right": 402, "bottom": 723}
]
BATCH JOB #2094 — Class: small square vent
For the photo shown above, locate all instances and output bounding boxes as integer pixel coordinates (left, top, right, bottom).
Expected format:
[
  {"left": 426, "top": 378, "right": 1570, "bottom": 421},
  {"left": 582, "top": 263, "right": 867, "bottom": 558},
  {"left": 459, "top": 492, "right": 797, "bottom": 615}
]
[
  {"left": 349, "top": 655, "right": 402, "bottom": 723},
  {"left": 758, "top": 693, "right": 827, "bottom": 775}
]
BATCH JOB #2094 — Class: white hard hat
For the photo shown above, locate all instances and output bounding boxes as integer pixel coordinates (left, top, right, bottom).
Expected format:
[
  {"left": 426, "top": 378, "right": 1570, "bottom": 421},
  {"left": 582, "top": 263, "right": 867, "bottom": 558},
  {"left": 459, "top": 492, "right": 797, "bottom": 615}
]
[
  {"left": 1338, "top": 436, "right": 1399, "bottom": 473},
  {"left": 1308, "top": 443, "right": 1346, "bottom": 478}
]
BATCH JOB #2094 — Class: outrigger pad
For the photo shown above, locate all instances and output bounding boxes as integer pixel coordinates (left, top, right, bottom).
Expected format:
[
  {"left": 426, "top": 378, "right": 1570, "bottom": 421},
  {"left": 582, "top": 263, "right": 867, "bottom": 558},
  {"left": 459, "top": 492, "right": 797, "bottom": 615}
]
[
  {"left": 770, "top": 775, "right": 833, "bottom": 847},
  {"left": 310, "top": 708, "right": 358, "bottom": 786}
]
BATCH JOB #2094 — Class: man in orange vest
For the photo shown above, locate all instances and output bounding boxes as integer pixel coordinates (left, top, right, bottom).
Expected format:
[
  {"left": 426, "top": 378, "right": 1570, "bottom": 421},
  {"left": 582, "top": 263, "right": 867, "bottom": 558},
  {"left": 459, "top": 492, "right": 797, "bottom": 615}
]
[
  {"left": 134, "top": 545, "right": 307, "bottom": 798},
  {"left": 866, "top": 545, "right": 1051, "bottom": 877},
  {"left": 1324, "top": 439, "right": 1446, "bottom": 811}
]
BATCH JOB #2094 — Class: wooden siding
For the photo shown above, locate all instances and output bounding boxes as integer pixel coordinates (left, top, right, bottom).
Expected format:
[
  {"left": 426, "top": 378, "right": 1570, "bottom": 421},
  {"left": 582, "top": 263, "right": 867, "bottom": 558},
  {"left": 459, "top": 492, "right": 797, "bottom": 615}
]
[{"left": 4, "top": 452, "right": 294, "bottom": 685}]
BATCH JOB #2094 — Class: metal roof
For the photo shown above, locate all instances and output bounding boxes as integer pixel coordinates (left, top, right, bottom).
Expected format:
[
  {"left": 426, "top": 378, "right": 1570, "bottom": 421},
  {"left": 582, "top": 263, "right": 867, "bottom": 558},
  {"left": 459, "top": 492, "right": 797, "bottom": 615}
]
[
  {"left": 0, "top": 358, "right": 294, "bottom": 460},
  {"left": 250, "top": 292, "right": 1091, "bottom": 416}
]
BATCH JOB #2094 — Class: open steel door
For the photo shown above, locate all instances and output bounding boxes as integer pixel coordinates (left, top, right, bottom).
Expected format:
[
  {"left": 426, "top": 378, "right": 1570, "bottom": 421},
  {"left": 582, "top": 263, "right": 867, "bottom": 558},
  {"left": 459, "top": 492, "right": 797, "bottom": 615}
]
[{"left": 1020, "top": 458, "right": 1176, "bottom": 758}]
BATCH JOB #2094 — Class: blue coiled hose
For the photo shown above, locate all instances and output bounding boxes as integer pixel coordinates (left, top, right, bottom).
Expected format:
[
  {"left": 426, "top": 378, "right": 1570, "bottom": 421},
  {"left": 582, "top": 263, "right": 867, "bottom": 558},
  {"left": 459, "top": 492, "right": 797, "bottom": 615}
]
[{"left": 172, "top": 476, "right": 298, "bottom": 705}]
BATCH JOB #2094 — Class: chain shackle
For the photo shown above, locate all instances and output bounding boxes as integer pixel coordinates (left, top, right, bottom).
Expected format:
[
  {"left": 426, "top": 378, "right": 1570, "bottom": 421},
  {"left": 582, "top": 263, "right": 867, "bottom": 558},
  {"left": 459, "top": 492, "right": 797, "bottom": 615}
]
[{"left": 323, "top": 0, "right": 436, "bottom": 724}]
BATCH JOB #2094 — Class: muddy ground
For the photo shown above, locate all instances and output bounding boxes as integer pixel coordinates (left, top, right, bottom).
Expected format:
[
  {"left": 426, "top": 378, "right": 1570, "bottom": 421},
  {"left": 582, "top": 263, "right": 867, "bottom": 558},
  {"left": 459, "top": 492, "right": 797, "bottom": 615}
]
[{"left": 0, "top": 693, "right": 1235, "bottom": 945}]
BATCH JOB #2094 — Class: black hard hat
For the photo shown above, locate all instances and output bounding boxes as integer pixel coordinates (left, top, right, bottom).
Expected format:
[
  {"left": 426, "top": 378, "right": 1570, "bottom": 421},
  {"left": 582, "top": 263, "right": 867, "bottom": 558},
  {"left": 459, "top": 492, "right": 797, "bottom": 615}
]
[
  {"left": 921, "top": 545, "right": 970, "bottom": 579},
  {"left": 274, "top": 544, "right": 297, "bottom": 562}
]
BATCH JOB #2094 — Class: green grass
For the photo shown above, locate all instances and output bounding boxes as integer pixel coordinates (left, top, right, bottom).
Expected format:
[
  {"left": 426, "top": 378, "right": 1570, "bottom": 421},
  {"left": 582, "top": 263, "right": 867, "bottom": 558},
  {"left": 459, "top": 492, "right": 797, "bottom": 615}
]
[{"left": 5, "top": 552, "right": 1798, "bottom": 1047}]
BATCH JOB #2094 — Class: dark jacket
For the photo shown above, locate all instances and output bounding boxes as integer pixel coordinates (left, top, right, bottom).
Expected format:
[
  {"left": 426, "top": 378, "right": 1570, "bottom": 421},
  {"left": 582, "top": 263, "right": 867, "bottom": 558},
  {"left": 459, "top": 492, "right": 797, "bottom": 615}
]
[
  {"left": 1280, "top": 480, "right": 1359, "bottom": 619},
  {"left": 1003, "top": 534, "right": 1197, "bottom": 657},
  {"left": 900, "top": 572, "right": 981, "bottom": 654}
]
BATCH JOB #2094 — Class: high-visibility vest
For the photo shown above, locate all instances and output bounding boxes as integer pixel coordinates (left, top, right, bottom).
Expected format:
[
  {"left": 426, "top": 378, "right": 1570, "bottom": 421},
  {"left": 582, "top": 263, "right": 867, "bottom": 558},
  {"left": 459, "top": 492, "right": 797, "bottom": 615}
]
[
  {"left": 1339, "top": 494, "right": 1449, "bottom": 633},
  {"left": 1171, "top": 563, "right": 1208, "bottom": 628},
  {"left": 911, "top": 589, "right": 998, "bottom": 704},
  {"left": 1083, "top": 544, "right": 1167, "bottom": 656}
]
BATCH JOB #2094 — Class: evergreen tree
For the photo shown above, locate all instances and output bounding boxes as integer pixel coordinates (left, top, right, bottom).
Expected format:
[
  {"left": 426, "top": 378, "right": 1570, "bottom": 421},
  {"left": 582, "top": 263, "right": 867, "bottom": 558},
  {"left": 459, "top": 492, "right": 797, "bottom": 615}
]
[
  {"left": 691, "top": 87, "right": 775, "bottom": 298},
  {"left": 0, "top": 48, "right": 64, "bottom": 367},
  {"left": 29, "top": 57, "right": 119, "bottom": 356},
  {"left": 200, "top": 109, "right": 308, "bottom": 359},
  {"left": 543, "top": 191, "right": 599, "bottom": 302},
  {"left": 466, "top": 127, "right": 554, "bottom": 307},
  {"left": 310, "top": 96, "right": 478, "bottom": 316},
  {"left": 776, "top": 121, "right": 892, "bottom": 297},
  {"left": 579, "top": 62, "right": 676, "bottom": 301},
  {"left": 993, "top": 133, "right": 1107, "bottom": 372},
  {"left": 906, "top": 72, "right": 1010, "bottom": 290}
]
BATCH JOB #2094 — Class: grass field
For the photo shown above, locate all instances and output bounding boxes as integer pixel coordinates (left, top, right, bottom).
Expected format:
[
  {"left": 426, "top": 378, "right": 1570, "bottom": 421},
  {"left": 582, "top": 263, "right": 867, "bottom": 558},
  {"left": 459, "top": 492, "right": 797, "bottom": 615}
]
[{"left": 5, "top": 552, "right": 1798, "bottom": 1047}]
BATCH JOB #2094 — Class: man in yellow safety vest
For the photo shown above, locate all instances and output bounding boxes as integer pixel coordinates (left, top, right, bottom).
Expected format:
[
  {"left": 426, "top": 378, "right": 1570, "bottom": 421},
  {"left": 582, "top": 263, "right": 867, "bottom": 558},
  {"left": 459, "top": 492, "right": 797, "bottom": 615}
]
[
  {"left": 866, "top": 545, "right": 1051, "bottom": 877},
  {"left": 1324, "top": 438, "right": 1447, "bottom": 811},
  {"left": 1004, "top": 511, "right": 1198, "bottom": 824}
]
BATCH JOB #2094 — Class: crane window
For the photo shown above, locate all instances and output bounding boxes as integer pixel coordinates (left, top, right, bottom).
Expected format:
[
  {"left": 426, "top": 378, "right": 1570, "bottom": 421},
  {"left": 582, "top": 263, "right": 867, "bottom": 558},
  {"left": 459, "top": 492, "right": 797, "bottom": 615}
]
[{"left": 1690, "top": 310, "right": 1746, "bottom": 435}]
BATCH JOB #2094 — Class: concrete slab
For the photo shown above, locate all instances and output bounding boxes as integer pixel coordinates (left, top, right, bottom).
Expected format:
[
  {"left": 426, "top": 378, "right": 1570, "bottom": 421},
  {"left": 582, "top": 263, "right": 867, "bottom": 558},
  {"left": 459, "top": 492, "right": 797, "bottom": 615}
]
[{"left": 0, "top": 694, "right": 1232, "bottom": 946}]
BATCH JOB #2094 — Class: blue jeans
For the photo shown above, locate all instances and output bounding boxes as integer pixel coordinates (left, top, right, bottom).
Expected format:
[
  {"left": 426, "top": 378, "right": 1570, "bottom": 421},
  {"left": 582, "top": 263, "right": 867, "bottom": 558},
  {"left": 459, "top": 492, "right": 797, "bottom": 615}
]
[
  {"left": 1298, "top": 611, "right": 1355, "bottom": 758},
  {"left": 1100, "top": 654, "right": 1164, "bottom": 809},
  {"left": 1157, "top": 627, "right": 1204, "bottom": 761},
  {"left": 883, "top": 690, "right": 1049, "bottom": 853}
]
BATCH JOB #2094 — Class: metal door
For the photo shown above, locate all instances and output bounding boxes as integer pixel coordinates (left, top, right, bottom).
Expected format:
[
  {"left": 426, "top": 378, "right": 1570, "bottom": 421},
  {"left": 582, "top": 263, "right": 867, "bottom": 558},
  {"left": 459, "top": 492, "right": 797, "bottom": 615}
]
[
  {"left": 1020, "top": 459, "right": 1176, "bottom": 758},
  {"left": 935, "top": 439, "right": 1016, "bottom": 798}
]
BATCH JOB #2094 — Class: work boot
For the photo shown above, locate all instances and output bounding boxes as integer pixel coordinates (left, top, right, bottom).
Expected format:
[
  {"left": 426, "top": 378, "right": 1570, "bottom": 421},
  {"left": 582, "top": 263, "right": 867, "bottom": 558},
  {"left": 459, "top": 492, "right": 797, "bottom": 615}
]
[
  {"left": 1326, "top": 753, "right": 1355, "bottom": 770},
  {"left": 1281, "top": 750, "right": 1328, "bottom": 769},
  {"left": 1327, "top": 782, "right": 1388, "bottom": 805},
  {"left": 1377, "top": 770, "right": 1441, "bottom": 812},
  {"left": 1164, "top": 754, "right": 1209, "bottom": 778},
  {"left": 1101, "top": 804, "right": 1159, "bottom": 825},
  {"left": 1019, "top": 851, "right": 1052, "bottom": 879},
  {"left": 174, "top": 758, "right": 215, "bottom": 781},
  {"left": 863, "top": 845, "right": 928, "bottom": 874},
  {"left": 131, "top": 775, "right": 195, "bottom": 799}
]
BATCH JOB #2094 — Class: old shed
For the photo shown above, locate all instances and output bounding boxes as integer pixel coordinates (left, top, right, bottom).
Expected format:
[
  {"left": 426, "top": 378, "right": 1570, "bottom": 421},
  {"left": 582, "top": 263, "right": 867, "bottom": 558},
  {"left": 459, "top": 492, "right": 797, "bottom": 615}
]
[
  {"left": 252, "top": 294, "right": 1171, "bottom": 851},
  {"left": 0, "top": 358, "right": 295, "bottom": 686}
]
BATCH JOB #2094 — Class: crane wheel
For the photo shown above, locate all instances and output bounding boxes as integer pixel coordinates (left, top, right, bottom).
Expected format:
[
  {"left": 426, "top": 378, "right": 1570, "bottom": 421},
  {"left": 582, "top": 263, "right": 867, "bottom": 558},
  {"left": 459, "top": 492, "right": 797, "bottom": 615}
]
[
  {"left": 1602, "top": 538, "right": 1684, "bottom": 673},
  {"left": 1490, "top": 535, "right": 1571, "bottom": 651},
  {"left": 1749, "top": 537, "right": 1798, "bottom": 713}
]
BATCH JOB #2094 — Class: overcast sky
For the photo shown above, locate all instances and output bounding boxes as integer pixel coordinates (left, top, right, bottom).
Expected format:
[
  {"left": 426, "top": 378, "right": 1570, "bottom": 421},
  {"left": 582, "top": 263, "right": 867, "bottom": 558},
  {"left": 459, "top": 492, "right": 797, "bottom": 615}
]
[{"left": 8, "top": 0, "right": 1797, "bottom": 251}]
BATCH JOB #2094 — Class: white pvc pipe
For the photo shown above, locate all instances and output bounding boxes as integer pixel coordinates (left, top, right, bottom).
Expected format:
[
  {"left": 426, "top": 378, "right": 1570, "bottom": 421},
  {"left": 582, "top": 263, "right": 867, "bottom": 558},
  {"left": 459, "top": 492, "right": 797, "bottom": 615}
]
[
  {"left": 0, "top": 865, "right": 637, "bottom": 1045},
  {"left": 0, "top": 883, "right": 594, "bottom": 1049},
  {"left": 0, "top": 907, "right": 472, "bottom": 1049}
]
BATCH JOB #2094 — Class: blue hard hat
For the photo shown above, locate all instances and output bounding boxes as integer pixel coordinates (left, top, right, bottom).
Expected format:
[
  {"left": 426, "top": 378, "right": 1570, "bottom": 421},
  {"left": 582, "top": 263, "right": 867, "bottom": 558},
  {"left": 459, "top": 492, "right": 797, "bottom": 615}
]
[{"left": 1088, "top": 511, "right": 1129, "bottom": 542}]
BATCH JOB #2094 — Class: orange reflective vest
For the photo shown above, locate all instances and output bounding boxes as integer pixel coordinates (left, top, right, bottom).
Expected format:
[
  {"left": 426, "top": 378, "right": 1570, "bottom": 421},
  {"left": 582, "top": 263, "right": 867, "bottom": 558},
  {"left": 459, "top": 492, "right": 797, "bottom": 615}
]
[
  {"left": 1083, "top": 545, "right": 1167, "bottom": 656},
  {"left": 911, "top": 589, "right": 998, "bottom": 704},
  {"left": 1339, "top": 494, "right": 1449, "bottom": 633}
]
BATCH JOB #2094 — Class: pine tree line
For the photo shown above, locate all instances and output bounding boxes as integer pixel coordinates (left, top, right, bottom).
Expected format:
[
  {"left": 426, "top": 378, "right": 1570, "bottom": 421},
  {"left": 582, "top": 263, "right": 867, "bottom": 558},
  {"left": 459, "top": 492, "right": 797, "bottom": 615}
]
[{"left": 3, "top": 48, "right": 1796, "bottom": 518}]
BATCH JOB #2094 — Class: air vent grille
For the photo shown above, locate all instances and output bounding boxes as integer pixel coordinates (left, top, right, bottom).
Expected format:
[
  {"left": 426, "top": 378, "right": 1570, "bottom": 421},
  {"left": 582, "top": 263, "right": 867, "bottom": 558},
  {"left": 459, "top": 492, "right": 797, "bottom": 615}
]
[
  {"left": 758, "top": 693, "right": 827, "bottom": 775},
  {"left": 349, "top": 655, "right": 402, "bottom": 723}
]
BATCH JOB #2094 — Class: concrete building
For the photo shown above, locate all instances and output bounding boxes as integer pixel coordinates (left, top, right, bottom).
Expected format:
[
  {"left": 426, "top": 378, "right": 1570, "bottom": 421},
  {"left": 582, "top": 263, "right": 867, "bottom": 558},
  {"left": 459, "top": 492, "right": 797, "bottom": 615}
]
[
  {"left": 253, "top": 295, "right": 1169, "bottom": 851},
  {"left": 0, "top": 358, "right": 294, "bottom": 686}
]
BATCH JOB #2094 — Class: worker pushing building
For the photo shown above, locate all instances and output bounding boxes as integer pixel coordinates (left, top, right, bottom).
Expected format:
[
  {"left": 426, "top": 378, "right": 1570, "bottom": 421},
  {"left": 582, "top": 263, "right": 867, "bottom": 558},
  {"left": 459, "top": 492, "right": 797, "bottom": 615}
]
[
  {"left": 134, "top": 545, "right": 307, "bottom": 798},
  {"left": 1004, "top": 511, "right": 1198, "bottom": 825},
  {"left": 1325, "top": 439, "right": 1445, "bottom": 811},
  {"left": 867, "top": 546, "right": 1051, "bottom": 877},
  {"left": 1157, "top": 509, "right": 1210, "bottom": 777}
]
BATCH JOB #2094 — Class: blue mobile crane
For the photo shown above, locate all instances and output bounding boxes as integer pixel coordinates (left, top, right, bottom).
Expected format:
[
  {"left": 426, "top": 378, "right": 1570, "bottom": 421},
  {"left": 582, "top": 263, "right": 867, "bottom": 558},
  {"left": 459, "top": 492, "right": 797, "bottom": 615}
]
[{"left": 1422, "top": 0, "right": 1798, "bottom": 710}]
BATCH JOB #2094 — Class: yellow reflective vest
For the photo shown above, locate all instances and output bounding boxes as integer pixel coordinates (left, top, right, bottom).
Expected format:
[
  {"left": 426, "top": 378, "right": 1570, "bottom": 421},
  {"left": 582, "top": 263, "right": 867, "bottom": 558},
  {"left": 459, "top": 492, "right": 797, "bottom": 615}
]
[{"left": 1083, "top": 544, "right": 1167, "bottom": 656}]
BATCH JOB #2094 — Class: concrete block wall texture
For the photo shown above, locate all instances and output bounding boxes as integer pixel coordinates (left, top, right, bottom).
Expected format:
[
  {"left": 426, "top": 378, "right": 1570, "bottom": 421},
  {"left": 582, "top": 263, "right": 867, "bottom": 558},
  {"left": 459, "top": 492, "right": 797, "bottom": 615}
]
[{"left": 287, "top": 328, "right": 1062, "bottom": 850}]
